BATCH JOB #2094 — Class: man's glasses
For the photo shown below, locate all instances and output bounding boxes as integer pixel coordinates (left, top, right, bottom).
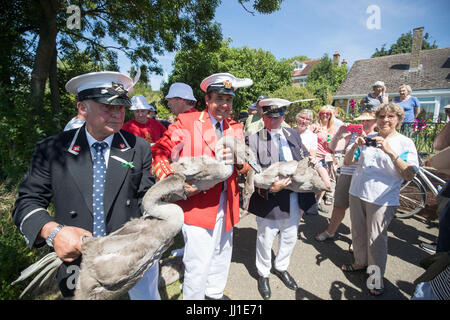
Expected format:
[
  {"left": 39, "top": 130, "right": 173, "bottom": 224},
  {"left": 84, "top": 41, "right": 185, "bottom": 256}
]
[{"left": 297, "top": 116, "right": 311, "bottom": 122}]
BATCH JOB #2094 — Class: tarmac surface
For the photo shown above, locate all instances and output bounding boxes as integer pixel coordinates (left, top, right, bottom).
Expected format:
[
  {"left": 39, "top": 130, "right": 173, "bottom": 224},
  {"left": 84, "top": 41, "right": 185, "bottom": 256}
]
[{"left": 224, "top": 204, "right": 439, "bottom": 300}]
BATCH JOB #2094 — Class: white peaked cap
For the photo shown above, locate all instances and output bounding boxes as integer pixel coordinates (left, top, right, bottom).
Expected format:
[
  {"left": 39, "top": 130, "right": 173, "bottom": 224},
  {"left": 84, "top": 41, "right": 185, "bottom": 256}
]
[
  {"left": 200, "top": 72, "right": 253, "bottom": 95},
  {"left": 65, "top": 71, "right": 134, "bottom": 94}
]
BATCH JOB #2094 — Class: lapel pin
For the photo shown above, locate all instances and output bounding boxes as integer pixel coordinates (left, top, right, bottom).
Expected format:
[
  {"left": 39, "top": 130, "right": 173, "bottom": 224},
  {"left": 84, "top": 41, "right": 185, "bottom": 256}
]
[
  {"left": 119, "top": 143, "right": 126, "bottom": 149},
  {"left": 111, "top": 155, "right": 134, "bottom": 168},
  {"left": 72, "top": 145, "right": 81, "bottom": 152},
  {"left": 122, "top": 161, "right": 134, "bottom": 169}
]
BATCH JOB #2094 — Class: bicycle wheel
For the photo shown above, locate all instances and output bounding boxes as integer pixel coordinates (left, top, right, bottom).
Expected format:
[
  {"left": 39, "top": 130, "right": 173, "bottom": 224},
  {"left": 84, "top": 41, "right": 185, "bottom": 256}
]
[{"left": 396, "top": 177, "right": 427, "bottom": 218}]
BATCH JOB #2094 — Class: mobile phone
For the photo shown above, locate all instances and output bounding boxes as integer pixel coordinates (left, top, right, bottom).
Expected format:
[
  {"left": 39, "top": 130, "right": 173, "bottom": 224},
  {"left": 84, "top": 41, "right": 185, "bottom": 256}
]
[
  {"left": 346, "top": 124, "right": 363, "bottom": 133},
  {"left": 365, "top": 137, "right": 377, "bottom": 147}
]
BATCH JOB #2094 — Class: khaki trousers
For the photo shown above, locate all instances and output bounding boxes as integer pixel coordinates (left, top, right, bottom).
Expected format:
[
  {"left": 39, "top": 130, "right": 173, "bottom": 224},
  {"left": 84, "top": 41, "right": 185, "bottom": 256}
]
[{"left": 349, "top": 194, "right": 397, "bottom": 277}]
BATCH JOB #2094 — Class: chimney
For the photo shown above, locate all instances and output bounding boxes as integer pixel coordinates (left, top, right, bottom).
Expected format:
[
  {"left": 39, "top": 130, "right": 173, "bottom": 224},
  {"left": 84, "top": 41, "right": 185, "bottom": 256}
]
[
  {"left": 410, "top": 27, "right": 424, "bottom": 71},
  {"left": 333, "top": 51, "right": 340, "bottom": 66},
  {"left": 341, "top": 58, "right": 347, "bottom": 67}
]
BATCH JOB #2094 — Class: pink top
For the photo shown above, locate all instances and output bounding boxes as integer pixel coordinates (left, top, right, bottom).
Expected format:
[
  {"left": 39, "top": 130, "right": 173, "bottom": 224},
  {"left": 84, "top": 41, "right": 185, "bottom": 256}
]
[{"left": 310, "top": 124, "right": 336, "bottom": 160}]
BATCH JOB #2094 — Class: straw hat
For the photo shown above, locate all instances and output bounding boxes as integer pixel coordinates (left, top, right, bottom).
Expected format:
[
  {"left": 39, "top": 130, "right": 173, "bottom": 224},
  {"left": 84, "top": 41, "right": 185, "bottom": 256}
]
[{"left": 354, "top": 111, "right": 376, "bottom": 121}]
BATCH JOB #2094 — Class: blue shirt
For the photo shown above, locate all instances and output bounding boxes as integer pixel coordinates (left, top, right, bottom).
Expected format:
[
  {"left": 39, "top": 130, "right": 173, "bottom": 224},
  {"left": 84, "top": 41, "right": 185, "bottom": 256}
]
[{"left": 394, "top": 96, "right": 420, "bottom": 123}]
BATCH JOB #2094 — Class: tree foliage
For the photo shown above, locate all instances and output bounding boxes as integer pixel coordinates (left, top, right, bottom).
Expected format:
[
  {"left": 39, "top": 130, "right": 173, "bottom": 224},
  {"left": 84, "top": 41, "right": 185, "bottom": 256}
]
[
  {"left": 270, "top": 85, "right": 319, "bottom": 125},
  {"left": 282, "top": 55, "right": 310, "bottom": 65},
  {"left": 0, "top": 0, "right": 282, "bottom": 180},
  {"left": 305, "top": 53, "right": 347, "bottom": 106},
  {"left": 372, "top": 30, "right": 438, "bottom": 58}
]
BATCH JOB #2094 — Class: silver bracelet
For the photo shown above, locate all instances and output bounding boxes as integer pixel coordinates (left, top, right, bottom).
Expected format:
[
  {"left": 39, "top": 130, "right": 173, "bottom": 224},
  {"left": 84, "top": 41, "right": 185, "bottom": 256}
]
[{"left": 393, "top": 155, "right": 400, "bottom": 163}]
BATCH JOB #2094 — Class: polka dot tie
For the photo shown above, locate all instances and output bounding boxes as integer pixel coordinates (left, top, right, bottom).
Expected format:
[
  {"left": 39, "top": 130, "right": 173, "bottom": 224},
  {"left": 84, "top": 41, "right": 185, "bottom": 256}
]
[{"left": 92, "top": 142, "right": 107, "bottom": 237}]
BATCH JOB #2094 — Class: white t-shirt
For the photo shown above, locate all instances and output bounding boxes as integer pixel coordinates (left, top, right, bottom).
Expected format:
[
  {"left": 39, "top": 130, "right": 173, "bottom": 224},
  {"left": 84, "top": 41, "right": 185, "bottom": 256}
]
[
  {"left": 349, "top": 133, "right": 419, "bottom": 206},
  {"left": 299, "top": 129, "right": 318, "bottom": 152}
]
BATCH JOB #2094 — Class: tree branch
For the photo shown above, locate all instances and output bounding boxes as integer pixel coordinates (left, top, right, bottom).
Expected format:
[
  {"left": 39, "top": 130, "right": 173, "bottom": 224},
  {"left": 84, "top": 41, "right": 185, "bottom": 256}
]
[
  {"left": 66, "top": 30, "right": 129, "bottom": 54},
  {"left": 238, "top": 0, "right": 255, "bottom": 15}
]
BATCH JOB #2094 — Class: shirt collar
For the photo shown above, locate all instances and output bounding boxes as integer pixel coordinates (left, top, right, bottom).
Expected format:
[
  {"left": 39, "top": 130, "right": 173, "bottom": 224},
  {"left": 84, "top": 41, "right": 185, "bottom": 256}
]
[
  {"left": 208, "top": 110, "right": 223, "bottom": 129},
  {"left": 85, "top": 127, "right": 114, "bottom": 149},
  {"left": 268, "top": 127, "right": 283, "bottom": 137}
]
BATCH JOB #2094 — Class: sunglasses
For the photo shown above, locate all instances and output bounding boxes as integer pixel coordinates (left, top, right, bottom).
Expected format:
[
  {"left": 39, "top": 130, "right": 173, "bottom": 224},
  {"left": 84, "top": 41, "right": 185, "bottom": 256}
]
[{"left": 319, "top": 112, "right": 331, "bottom": 116}]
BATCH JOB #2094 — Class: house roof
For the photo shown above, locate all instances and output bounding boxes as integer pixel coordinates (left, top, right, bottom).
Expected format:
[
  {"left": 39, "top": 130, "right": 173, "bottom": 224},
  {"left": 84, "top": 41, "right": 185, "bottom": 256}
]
[
  {"left": 335, "top": 47, "right": 450, "bottom": 96},
  {"left": 292, "top": 58, "right": 321, "bottom": 77}
]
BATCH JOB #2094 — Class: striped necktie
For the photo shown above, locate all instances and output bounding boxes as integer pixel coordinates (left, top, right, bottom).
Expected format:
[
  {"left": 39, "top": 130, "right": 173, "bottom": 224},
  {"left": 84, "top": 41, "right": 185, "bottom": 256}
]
[{"left": 275, "top": 133, "right": 286, "bottom": 162}]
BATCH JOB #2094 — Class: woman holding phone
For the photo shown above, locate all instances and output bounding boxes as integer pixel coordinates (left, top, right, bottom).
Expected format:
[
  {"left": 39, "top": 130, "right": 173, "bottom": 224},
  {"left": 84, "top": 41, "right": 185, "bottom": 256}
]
[{"left": 315, "top": 111, "right": 377, "bottom": 242}]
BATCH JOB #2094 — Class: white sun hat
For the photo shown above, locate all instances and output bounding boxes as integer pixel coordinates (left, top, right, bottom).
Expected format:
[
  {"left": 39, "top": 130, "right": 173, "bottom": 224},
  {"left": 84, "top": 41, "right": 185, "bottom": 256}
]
[
  {"left": 130, "top": 95, "right": 155, "bottom": 111},
  {"left": 165, "top": 82, "right": 197, "bottom": 101}
]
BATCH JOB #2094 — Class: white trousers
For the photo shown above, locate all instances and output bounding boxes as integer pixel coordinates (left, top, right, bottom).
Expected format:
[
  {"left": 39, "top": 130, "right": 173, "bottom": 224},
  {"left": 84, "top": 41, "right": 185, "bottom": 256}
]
[
  {"left": 182, "top": 192, "right": 233, "bottom": 300},
  {"left": 256, "top": 193, "right": 301, "bottom": 278},
  {"left": 128, "top": 262, "right": 161, "bottom": 300}
]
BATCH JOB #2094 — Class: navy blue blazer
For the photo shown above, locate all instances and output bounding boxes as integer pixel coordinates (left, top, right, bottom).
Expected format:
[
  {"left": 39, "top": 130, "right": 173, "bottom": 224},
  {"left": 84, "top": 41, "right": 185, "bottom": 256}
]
[
  {"left": 12, "top": 125, "right": 155, "bottom": 295},
  {"left": 13, "top": 125, "right": 155, "bottom": 248},
  {"left": 247, "top": 127, "right": 309, "bottom": 220}
]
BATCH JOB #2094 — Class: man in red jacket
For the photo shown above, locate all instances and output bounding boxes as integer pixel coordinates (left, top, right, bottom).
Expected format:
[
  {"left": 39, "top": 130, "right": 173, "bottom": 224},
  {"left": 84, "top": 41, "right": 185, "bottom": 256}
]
[
  {"left": 152, "top": 72, "right": 252, "bottom": 300},
  {"left": 165, "top": 82, "right": 198, "bottom": 116},
  {"left": 122, "top": 95, "right": 167, "bottom": 143}
]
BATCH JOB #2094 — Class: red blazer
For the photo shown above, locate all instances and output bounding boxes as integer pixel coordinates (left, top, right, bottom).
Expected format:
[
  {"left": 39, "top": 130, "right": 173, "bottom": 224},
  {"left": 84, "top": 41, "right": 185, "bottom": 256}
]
[{"left": 152, "top": 110, "right": 244, "bottom": 231}]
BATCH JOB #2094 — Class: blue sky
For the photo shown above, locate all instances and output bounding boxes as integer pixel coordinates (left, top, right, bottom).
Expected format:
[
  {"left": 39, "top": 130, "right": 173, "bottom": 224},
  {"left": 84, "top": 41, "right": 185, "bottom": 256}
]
[{"left": 118, "top": 0, "right": 450, "bottom": 90}]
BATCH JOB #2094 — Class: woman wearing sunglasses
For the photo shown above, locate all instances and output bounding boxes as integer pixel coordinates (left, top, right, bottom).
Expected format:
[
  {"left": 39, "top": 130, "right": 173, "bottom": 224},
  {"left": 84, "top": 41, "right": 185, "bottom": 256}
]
[{"left": 309, "top": 105, "right": 337, "bottom": 207}]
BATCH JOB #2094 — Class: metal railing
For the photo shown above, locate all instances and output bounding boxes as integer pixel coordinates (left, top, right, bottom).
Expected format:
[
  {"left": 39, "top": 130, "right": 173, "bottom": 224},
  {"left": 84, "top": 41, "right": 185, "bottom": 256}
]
[{"left": 398, "top": 121, "right": 446, "bottom": 154}]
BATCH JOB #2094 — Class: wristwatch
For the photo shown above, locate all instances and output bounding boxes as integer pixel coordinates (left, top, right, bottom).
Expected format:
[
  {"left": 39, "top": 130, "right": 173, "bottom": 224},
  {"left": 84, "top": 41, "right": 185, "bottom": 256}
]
[{"left": 46, "top": 224, "right": 64, "bottom": 247}]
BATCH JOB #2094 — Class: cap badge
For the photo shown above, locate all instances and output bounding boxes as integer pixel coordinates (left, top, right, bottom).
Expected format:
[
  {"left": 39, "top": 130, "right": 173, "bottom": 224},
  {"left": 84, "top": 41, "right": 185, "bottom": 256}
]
[
  {"left": 223, "top": 81, "right": 232, "bottom": 89},
  {"left": 112, "top": 82, "right": 126, "bottom": 94},
  {"left": 106, "top": 82, "right": 128, "bottom": 102}
]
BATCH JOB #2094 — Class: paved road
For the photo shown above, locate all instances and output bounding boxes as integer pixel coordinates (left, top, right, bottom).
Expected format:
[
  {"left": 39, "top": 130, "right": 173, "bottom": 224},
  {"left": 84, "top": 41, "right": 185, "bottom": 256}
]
[{"left": 224, "top": 206, "right": 439, "bottom": 300}]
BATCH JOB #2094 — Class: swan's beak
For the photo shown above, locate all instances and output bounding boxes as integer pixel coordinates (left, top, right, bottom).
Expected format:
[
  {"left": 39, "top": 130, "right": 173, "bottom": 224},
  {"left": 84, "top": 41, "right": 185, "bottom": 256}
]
[{"left": 247, "top": 160, "right": 261, "bottom": 173}]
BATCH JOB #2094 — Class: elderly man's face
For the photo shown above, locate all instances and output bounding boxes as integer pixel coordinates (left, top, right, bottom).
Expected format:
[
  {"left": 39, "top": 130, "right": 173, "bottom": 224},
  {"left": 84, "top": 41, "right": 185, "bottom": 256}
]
[
  {"left": 167, "top": 97, "right": 186, "bottom": 116},
  {"left": 133, "top": 109, "right": 150, "bottom": 124},
  {"left": 79, "top": 99, "right": 125, "bottom": 141},
  {"left": 263, "top": 114, "right": 285, "bottom": 131},
  {"left": 205, "top": 92, "right": 233, "bottom": 122}
]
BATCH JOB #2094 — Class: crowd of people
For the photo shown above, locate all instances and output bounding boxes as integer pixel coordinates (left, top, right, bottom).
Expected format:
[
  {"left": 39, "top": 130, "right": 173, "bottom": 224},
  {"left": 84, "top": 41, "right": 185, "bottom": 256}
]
[{"left": 11, "top": 70, "right": 449, "bottom": 301}]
